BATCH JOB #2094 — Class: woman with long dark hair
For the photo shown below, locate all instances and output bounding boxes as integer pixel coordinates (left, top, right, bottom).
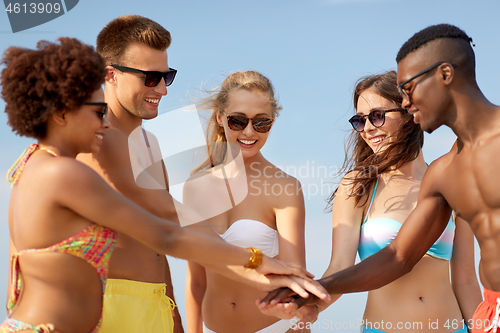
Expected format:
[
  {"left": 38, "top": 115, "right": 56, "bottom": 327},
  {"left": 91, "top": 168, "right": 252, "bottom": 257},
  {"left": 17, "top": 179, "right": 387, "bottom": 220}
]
[{"left": 260, "top": 71, "right": 482, "bottom": 332}]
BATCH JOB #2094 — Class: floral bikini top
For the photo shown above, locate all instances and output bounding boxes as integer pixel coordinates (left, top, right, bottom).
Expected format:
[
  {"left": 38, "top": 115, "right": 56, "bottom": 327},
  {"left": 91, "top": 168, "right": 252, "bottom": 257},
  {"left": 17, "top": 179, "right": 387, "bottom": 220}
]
[{"left": 6, "top": 144, "right": 117, "bottom": 333}]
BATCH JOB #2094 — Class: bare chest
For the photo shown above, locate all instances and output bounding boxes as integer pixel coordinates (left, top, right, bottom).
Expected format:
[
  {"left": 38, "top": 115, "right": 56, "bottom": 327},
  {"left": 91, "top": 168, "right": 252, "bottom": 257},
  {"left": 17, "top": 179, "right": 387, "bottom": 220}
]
[{"left": 439, "top": 144, "right": 500, "bottom": 221}]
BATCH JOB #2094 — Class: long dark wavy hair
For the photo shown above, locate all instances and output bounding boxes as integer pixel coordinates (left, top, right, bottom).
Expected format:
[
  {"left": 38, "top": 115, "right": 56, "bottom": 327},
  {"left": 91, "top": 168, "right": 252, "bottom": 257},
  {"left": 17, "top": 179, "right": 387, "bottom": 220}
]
[{"left": 326, "top": 71, "right": 424, "bottom": 210}]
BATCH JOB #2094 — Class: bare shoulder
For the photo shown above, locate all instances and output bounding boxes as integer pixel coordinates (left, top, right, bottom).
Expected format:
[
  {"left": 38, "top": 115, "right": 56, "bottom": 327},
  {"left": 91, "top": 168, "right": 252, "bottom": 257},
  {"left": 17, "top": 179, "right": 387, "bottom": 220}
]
[
  {"left": 264, "top": 163, "right": 302, "bottom": 189},
  {"left": 98, "top": 127, "right": 131, "bottom": 166},
  {"left": 425, "top": 141, "right": 457, "bottom": 181},
  {"left": 256, "top": 163, "right": 304, "bottom": 209},
  {"left": 420, "top": 142, "right": 458, "bottom": 198},
  {"left": 335, "top": 171, "right": 362, "bottom": 200},
  {"left": 42, "top": 157, "right": 105, "bottom": 193},
  {"left": 183, "top": 169, "right": 212, "bottom": 199}
]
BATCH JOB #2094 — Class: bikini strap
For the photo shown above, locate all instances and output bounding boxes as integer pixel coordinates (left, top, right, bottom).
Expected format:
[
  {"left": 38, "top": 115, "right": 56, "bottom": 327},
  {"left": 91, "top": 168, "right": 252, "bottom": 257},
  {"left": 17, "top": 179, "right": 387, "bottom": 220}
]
[
  {"left": 6, "top": 144, "right": 58, "bottom": 186},
  {"left": 7, "top": 144, "right": 39, "bottom": 186},
  {"left": 363, "top": 178, "right": 379, "bottom": 224}
]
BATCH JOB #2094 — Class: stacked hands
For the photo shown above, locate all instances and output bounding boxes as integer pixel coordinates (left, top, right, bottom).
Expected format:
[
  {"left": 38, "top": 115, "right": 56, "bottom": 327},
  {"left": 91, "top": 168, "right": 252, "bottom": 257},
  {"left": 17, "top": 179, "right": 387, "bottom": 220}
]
[{"left": 254, "top": 256, "right": 330, "bottom": 329}]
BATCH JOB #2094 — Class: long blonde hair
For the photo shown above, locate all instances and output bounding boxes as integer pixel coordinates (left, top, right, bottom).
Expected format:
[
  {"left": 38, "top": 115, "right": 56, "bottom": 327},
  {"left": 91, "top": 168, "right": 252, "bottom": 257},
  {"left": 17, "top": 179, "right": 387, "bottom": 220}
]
[{"left": 192, "top": 71, "right": 282, "bottom": 174}]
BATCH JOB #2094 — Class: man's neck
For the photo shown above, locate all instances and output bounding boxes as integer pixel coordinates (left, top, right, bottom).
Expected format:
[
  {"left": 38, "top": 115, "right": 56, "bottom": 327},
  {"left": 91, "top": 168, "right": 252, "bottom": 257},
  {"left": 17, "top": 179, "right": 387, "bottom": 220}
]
[
  {"left": 105, "top": 96, "right": 143, "bottom": 136},
  {"left": 448, "top": 89, "right": 500, "bottom": 144}
]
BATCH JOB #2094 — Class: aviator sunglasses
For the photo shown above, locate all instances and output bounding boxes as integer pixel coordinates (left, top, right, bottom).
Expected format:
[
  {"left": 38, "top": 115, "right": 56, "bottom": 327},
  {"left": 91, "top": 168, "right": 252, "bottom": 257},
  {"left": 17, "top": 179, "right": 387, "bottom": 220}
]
[
  {"left": 225, "top": 114, "right": 274, "bottom": 133},
  {"left": 85, "top": 102, "right": 108, "bottom": 121},
  {"left": 349, "top": 108, "right": 406, "bottom": 132},
  {"left": 111, "top": 64, "right": 177, "bottom": 87}
]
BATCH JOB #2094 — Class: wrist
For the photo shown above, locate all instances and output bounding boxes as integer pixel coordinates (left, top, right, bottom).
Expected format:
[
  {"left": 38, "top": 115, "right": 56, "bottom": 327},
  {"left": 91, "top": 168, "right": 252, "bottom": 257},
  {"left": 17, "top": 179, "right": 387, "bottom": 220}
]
[{"left": 244, "top": 247, "right": 263, "bottom": 269}]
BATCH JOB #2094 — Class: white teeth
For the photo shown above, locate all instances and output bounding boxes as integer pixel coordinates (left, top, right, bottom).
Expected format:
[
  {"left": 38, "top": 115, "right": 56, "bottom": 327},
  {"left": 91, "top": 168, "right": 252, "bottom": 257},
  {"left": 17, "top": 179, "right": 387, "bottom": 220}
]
[
  {"left": 95, "top": 134, "right": 103, "bottom": 140},
  {"left": 144, "top": 98, "right": 160, "bottom": 103},
  {"left": 371, "top": 136, "right": 385, "bottom": 143},
  {"left": 238, "top": 139, "right": 257, "bottom": 145}
]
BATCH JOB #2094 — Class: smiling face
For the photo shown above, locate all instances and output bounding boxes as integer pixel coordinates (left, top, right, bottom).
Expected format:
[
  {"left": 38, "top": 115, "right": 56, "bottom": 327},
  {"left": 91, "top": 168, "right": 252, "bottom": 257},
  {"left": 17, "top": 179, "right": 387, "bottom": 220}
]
[
  {"left": 356, "top": 89, "right": 404, "bottom": 153},
  {"left": 67, "top": 88, "right": 109, "bottom": 155},
  {"left": 217, "top": 89, "right": 274, "bottom": 161},
  {"left": 397, "top": 50, "right": 454, "bottom": 134},
  {"left": 112, "top": 42, "right": 169, "bottom": 120}
]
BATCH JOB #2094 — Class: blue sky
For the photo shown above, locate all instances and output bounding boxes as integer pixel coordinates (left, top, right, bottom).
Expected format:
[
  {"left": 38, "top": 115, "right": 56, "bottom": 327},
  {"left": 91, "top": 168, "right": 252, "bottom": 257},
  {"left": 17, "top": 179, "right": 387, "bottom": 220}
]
[{"left": 0, "top": 1, "right": 498, "bottom": 331}]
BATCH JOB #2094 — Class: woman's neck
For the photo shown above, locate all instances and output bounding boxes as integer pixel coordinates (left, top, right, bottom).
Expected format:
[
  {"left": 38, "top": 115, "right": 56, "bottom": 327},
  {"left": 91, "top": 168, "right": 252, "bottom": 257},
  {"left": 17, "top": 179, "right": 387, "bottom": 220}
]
[{"left": 387, "top": 151, "right": 427, "bottom": 180}]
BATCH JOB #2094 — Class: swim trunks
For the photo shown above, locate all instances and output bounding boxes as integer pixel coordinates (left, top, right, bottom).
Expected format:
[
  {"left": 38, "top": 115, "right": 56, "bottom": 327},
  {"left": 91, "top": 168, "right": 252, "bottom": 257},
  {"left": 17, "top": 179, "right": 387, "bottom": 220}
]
[
  {"left": 471, "top": 288, "right": 500, "bottom": 333},
  {"left": 99, "top": 278, "right": 176, "bottom": 333}
]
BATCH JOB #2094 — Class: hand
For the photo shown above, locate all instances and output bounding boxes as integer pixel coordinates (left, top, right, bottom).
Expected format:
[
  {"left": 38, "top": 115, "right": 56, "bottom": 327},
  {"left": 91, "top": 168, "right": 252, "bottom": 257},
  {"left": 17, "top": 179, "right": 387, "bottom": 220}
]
[
  {"left": 255, "top": 295, "right": 320, "bottom": 324},
  {"left": 255, "top": 296, "right": 298, "bottom": 320},
  {"left": 259, "top": 286, "right": 322, "bottom": 308},
  {"left": 295, "top": 304, "right": 320, "bottom": 327},
  {"left": 255, "top": 274, "right": 330, "bottom": 303},
  {"left": 256, "top": 255, "right": 314, "bottom": 279}
]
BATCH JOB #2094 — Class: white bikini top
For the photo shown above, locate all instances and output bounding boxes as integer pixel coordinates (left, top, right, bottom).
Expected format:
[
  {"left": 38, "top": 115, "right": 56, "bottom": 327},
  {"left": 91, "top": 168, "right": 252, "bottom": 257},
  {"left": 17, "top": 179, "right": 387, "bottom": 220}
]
[{"left": 219, "top": 219, "right": 279, "bottom": 258}]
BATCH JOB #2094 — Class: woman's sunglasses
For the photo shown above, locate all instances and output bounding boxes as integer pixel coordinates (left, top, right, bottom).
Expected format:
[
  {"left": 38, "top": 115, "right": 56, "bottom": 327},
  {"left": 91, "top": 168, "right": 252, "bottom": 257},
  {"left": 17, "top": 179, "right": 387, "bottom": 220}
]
[
  {"left": 85, "top": 102, "right": 108, "bottom": 121},
  {"left": 111, "top": 64, "right": 177, "bottom": 87},
  {"left": 348, "top": 108, "right": 406, "bottom": 132},
  {"left": 225, "top": 114, "right": 274, "bottom": 133}
]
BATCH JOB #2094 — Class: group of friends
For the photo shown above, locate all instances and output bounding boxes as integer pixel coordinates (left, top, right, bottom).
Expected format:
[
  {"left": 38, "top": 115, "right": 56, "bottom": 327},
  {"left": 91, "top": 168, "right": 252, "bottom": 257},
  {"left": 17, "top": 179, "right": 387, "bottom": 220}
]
[{"left": 0, "top": 14, "right": 498, "bottom": 333}]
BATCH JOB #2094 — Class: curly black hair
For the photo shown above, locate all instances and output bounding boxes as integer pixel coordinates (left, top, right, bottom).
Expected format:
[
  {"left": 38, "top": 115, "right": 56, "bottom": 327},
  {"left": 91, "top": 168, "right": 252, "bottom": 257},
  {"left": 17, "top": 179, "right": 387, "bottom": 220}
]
[
  {"left": 396, "top": 24, "right": 473, "bottom": 63},
  {"left": 1, "top": 37, "right": 106, "bottom": 139}
]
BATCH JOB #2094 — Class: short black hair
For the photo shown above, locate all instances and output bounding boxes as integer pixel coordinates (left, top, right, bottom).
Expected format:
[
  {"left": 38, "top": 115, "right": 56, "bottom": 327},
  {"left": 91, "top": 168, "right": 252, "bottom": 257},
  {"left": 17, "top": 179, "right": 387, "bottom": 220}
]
[{"left": 396, "top": 24, "right": 473, "bottom": 63}]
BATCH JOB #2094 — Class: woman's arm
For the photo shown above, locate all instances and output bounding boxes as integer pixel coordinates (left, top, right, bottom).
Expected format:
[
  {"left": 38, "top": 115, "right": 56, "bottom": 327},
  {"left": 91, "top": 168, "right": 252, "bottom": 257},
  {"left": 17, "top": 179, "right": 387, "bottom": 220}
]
[
  {"left": 51, "top": 159, "right": 261, "bottom": 267},
  {"left": 50, "top": 158, "right": 328, "bottom": 301},
  {"left": 320, "top": 174, "right": 365, "bottom": 306},
  {"left": 185, "top": 261, "right": 207, "bottom": 333},
  {"left": 274, "top": 177, "right": 306, "bottom": 267},
  {"left": 260, "top": 174, "right": 364, "bottom": 322},
  {"left": 6, "top": 236, "right": 15, "bottom": 313},
  {"left": 450, "top": 215, "right": 482, "bottom": 324}
]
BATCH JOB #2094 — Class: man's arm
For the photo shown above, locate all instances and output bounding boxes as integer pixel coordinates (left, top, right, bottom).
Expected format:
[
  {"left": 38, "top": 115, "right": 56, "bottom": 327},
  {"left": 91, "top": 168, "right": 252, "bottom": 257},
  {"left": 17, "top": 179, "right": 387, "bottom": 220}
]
[
  {"left": 450, "top": 216, "right": 482, "bottom": 324},
  {"left": 261, "top": 163, "right": 452, "bottom": 305},
  {"left": 77, "top": 129, "right": 181, "bottom": 222}
]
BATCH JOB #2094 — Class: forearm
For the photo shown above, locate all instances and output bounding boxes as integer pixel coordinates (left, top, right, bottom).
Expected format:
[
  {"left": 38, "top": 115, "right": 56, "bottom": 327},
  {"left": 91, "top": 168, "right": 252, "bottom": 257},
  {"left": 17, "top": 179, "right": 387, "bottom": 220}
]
[
  {"left": 163, "top": 258, "right": 184, "bottom": 333},
  {"left": 185, "top": 283, "right": 204, "bottom": 333},
  {"left": 453, "top": 279, "right": 482, "bottom": 323},
  {"left": 156, "top": 226, "right": 252, "bottom": 268},
  {"left": 201, "top": 262, "right": 262, "bottom": 289},
  {"left": 319, "top": 246, "right": 411, "bottom": 295},
  {"left": 185, "top": 262, "right": 206, "bottom": 333}
]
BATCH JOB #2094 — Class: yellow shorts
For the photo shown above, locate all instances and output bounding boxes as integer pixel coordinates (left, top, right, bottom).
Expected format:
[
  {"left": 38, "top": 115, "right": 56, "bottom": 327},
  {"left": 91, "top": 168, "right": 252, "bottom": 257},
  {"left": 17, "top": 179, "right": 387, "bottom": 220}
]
[{"left": 99, "top": 278, "right": 176, "bottom": 333}]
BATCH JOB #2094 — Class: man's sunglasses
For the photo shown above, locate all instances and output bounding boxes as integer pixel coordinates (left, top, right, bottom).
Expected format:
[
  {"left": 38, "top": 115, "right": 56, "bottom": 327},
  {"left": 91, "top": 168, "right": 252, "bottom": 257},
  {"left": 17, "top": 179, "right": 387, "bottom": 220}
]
[
  {"left": 111, "top": 64, "right": 177, "bottom": 87},
  {"left": 349, "top": 108, "right": 406, "bottom": 132},
  {"left": 397, "top": 62, "right": 457, "bottom": 101},
  {"left": 225, "top": 114, "right": 274, "bottom": 133},
  {"left": 85, "top": 102, "right": 108, "bottom": 121}
]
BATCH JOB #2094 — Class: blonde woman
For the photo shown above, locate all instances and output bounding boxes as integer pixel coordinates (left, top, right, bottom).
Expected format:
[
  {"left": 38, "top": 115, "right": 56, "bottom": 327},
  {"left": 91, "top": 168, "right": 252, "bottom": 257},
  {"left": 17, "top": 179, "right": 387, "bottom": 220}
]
[{"left": 185, "top": 71, "right": 308, "bottom": 333}]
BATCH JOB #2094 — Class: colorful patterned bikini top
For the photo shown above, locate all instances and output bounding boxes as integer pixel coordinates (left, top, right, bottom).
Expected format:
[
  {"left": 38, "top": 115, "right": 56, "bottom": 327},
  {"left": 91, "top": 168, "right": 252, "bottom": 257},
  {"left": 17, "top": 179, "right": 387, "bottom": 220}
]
[
  {"left": 6, "top": 144, "right": 117, "bottom": 333},
  {"left": 358, "top": 178, "right": 455, "bottom": 262}
]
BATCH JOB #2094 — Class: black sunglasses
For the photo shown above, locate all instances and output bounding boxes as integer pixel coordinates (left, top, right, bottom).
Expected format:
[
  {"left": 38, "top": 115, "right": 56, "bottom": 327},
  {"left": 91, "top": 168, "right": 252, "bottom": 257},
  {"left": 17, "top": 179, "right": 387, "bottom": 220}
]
[
  {"left": 85, "top": 102, "right": 108, "bottom": 121},
  {"left": 225, "top": 114, "right": 274, "bottom": 133},
  {"left": 397, "top": 62, "right": 457, "bottom": 101},
  {"left": 111, "top": 64, "right": 177, "bottom": 87},
  {"left": 349, "top": 108, "right": 406, "bottom": 132}
]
